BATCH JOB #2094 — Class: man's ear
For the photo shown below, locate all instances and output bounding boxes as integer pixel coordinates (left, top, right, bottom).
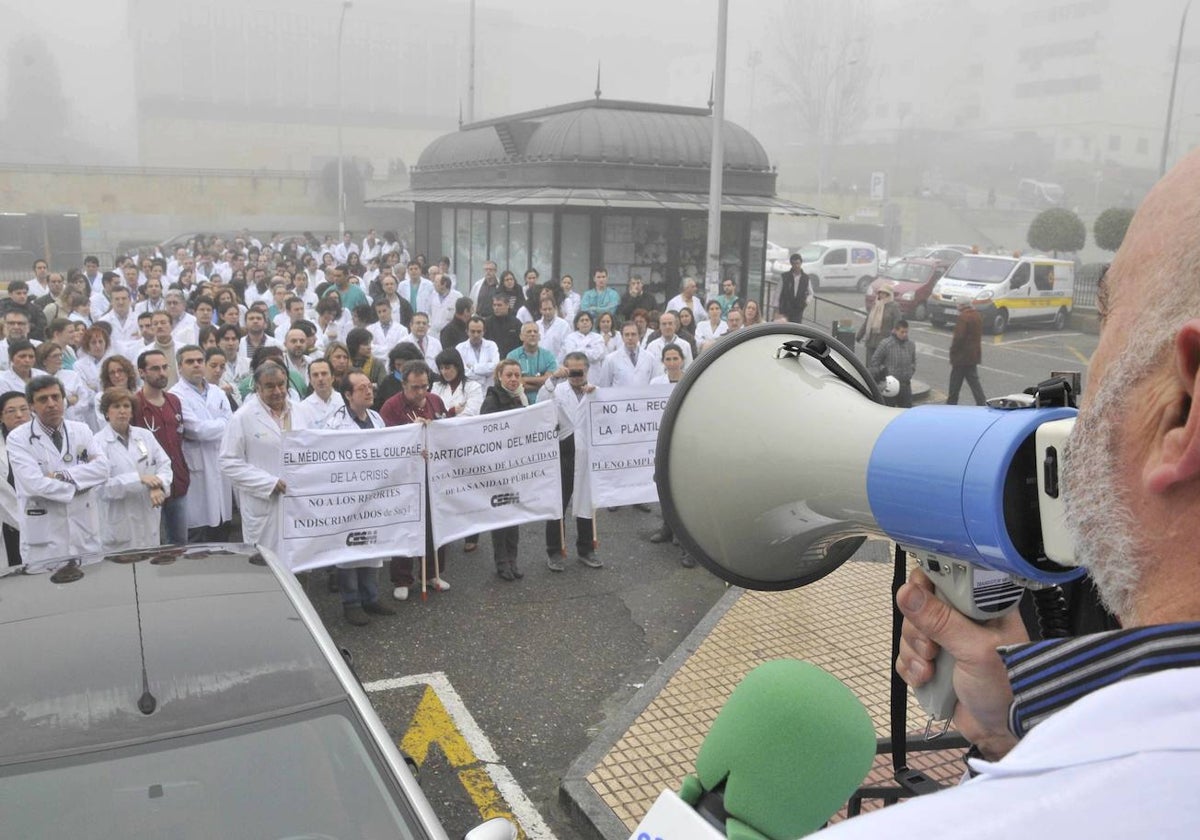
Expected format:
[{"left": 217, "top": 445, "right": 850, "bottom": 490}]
[{"left": 1146, "top": 319, "right": 1200, "bottom": 494}]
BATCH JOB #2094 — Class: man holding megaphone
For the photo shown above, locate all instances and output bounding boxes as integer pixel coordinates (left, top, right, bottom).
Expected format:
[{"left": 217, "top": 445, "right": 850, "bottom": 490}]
[{"left": 819, "top": 147, "right": 1200, "bottom": 835}]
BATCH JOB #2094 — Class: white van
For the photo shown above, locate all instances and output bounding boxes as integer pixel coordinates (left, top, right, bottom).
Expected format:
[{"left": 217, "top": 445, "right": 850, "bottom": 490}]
[
  {"left": 928, "top": 254, "right": 1074, "bottom": 334},
  {"left": 798, "top": 240, "right": 881, "bottom": 292}
]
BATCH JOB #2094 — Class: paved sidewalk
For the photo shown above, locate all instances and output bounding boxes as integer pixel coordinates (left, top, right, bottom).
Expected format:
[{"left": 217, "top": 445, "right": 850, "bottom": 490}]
[{"left": 562, "top": 543, "right": 967, "bottom": 838}]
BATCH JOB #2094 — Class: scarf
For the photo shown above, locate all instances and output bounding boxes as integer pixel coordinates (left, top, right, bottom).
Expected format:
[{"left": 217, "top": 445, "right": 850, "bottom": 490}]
[
  {"left": 866, "top": 289, "right": 893, "bottom": 337},
  {"left": 503, "top": 383, "right": 529, "bottom": 406}
]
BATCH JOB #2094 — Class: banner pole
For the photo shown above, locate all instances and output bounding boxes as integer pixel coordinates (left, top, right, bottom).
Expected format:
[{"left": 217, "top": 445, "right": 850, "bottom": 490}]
[{"left": 420, "top": 555, "right": 427, "bottom": 601}]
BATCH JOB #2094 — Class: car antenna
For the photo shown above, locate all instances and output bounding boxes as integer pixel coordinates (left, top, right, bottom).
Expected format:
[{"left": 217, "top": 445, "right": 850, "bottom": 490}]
[{"left": 132, "top": 562, "right": 157, "bottom": 715}]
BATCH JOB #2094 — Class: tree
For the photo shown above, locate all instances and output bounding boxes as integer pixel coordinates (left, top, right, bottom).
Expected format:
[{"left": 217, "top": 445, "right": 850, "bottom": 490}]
[
  {"left": 1093, "top": 207, "right": 1135, "bottom": 252},
  {"left": 1027, "top": 208, "right": 1086, "bottom": 256},
  {"left": 771, "top": 1, "right": 874, "bottom": 191}
]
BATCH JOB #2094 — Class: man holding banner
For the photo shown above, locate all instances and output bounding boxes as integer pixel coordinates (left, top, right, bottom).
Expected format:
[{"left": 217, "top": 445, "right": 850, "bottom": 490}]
[
  {"left": 320, "top": 371, "right": 397, "bottom": 625},
  {"left": 540, "top": 352, "right": 601, "bottom": 572},
  {"left": 380, "top": 360, "right": 449, "bottom": 601}
]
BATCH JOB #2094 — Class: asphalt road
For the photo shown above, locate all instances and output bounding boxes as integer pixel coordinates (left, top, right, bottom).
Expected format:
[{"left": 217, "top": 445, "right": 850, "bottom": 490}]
[
  {"left": 808, "top": 291, "right": 1098, "bottom": 403},
  {"left": 303, "top": 508, "right": 729, "bottom": 839},
  {"left": 296, "top": 303, "right": 1098, "bottom": 838}
]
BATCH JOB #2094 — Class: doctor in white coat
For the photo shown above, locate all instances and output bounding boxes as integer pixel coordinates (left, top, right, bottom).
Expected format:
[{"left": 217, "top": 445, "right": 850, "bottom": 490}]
[
  {"left": 89, "top": 387, "right": 173, "bottom": 552},
  {"left": 319, "top": 371, "right": 397, "bottom": 626},
  {"left": 6, "top": 375, "right": 110, "bottom": 565},
  {"left": 219, "top": 361, "right": 309, "bottom": 558},
  {"left": 539, "top": 351, "right": 601, "bottom": 572},
  {"left": 170, "top": 345, "right": 234, "bottom": 540}
]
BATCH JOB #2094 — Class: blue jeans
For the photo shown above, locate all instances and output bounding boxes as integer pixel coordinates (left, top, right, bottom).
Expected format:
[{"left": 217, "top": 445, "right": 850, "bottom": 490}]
[
  {"left": 339, "top": 567, "right": 380, "bottom": 605},
  {"left": 160, "top": 496, "right": 189, "bottom": 545}
]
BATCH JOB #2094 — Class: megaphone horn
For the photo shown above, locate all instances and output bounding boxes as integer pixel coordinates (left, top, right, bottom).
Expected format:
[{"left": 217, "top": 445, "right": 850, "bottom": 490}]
[{"left": 656, "top": 324, "right": 891, "bottom": 591}]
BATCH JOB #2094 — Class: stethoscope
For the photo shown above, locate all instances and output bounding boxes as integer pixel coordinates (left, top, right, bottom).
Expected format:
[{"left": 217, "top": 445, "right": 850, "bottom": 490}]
[{"left": 29, "top": 421, "right": 74, "bottom": 463}]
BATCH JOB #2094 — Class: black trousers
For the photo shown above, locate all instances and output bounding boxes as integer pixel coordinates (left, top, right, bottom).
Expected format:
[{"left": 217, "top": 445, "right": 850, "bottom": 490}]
[
  {"left": 491, "top": 526, "right": 520, "bottom": 570},
  {"left": 545, "top": 437, "right": 595, "bottom": 557},
  {"left": 947, "top": 365, "right": 987, "bottom": 405}
]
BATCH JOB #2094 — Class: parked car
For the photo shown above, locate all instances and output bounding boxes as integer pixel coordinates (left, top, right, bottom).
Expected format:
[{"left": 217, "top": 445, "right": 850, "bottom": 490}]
[
  {"left": 0, "top": 545, "right": 515, "bottom": 840},
  {"left": 798, "top": 240, "right": 881, "bottom": 292},
  {"left": 883, "top": 244, "right": 971, "bottom": 269},
  {"left": 863, "top": 257, "right": 952, "bottom": 321}
]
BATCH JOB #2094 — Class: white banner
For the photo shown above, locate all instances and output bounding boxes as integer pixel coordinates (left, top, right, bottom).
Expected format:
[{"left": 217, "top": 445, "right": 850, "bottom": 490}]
[
  {"left": 425, "top": 400, "right": 562, "bottom": 548},
  {"left": 585, "top": 385, "right": 673, "bottom": 507},
  {"left": 280, "top": 426, "right": 427, "bottom": 571}
]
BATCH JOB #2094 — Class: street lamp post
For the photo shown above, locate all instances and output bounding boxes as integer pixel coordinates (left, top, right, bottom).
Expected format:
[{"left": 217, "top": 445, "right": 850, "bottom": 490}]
[
  {"left": 1160, "top": 0, "right": 1191, "bottom": 176},
  {"left": 704, "top": 0, "right": 729, "bottom": 301},
  {"left": 336, "top": 1, "right": 352, "bottom": 238}
]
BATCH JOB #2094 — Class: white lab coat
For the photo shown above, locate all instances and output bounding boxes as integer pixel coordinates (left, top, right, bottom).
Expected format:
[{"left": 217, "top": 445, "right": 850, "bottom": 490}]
[
  {"left": 540, "top": 379, "right": 592, "bottom": 517},
  {"left": 560, "top": 331, "right": 607, "bottom": 384},
  {"left": 429, "top": 289, "right": 462, "bottom": 334},
  {"left": 367, "top": 320, "right": 409, "bottom": 361},
  {"left": 6, "top": 418, "right": 110, "bottom": 564},
  {"left": 295, "top": 391, "right": 345, "bottom": 429},
  {"left": 397, "top": 277, "right": 436, "bottom": 315},
  {"left": 88, "top": 424, "right": 173, "bottom": 551},
  {"left": 402, "top": 334, "right": 442, "bottom": 369},
  {"left": 170, "top": 379, "right": 234, "bottom": 529},
  {"left": 432, "top": 379, "right": 483, "bottom": 418},
  {"left": 58, "top": 368, "right": 96, "bottom": 431},
  {"left": 321, "top": 405, "right": 386, "bottom": 570},
  {"left": 0, "top": 439, "right": 20, "bottom": 531},
  {"left": 456, "top": 339, "right": 501, "bottom": 387},
  {"left": 598, "top": 347, "right": 656, "bottom": 387},
  {"left": 219, "top": 400, "right": 309, "bottom": 558}
]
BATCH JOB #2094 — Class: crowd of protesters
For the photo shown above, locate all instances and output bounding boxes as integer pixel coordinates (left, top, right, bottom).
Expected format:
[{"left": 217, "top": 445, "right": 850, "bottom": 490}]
[{"left": 0, "top": 230, "right": 760, "bottom": 624}]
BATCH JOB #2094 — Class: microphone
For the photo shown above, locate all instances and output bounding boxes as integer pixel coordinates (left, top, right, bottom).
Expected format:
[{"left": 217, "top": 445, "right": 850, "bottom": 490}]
[{"left": 628, "top": 660, "right": 877, "bottom": 840}]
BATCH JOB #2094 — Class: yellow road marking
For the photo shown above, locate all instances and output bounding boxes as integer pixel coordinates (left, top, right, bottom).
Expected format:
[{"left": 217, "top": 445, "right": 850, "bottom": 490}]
[
  {"left": 401, "top": 685, "right": 525, "bottom": 837},
  {"left": 1068, "top": 344, "right": 1091, "bottom": 365}
]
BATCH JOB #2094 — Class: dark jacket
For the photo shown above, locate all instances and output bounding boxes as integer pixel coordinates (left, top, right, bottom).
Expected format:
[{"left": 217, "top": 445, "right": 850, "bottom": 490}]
[
  {"left": 485, "top": 314, "right": 522, "bottom": 356},
  {"left": 440, "top": 318, "right": 469, "bottom": 350},
  {"left": 869, "top": 335, "right": 917, "bottom": 381},
  {"left": 777, "top": 269, "right": 809, "bottom": 322},
  {"left": 618, "top": 291, "right": 658, "bottom": 320},
  {"left": 481, "top": 385, "right": 524, "bottom": 415},
  {"left": 949, "top": 307, "right": 983, "bottom": 367}
]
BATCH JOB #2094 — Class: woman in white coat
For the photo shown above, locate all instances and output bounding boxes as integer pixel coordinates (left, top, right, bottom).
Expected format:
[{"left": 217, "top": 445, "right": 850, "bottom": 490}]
[
  {"left": 0, "top": 391, "right": 29, "bottom": 569},
  {"left": 89, "top": 387, "right": 173, "bottom": 552},
  {"left": 219, "top": 362, "right": 309, "bottom": 558},
  {"left": 559, "top": 311, "right": 606, "bottom": 385}
]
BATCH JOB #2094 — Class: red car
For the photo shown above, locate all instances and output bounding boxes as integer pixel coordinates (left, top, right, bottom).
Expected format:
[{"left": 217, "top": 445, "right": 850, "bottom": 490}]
[{"left": 863, "top": 258, "right": 952, "bottom": 321}]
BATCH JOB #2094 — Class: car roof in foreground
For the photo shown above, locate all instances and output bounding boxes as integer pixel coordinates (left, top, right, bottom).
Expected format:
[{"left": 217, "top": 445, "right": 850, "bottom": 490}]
[{"left": 0, "top": 544, "right": 344, "bottom": 766}]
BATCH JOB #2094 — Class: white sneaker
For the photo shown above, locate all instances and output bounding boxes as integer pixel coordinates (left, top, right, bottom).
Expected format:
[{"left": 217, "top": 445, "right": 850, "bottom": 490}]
[
  {"left": 393, "top": 586, "right": 409, "bottom": 601},
  {"left": 430, "top": 577, "right": 451, "bottom": 592}
]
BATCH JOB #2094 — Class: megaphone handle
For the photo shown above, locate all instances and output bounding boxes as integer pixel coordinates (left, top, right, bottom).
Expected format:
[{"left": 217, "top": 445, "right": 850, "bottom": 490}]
[
  {"left": 912, "top": 581, "right": 959, "bottom": 724},
  {"left": 913, "top": 646, "right": 958, "bottom": 723}
]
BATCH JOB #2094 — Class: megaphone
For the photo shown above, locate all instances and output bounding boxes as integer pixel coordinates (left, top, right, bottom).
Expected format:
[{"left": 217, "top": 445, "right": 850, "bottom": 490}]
[{"left": 655, "top": 324, "right": 1085, "bottom": 720}]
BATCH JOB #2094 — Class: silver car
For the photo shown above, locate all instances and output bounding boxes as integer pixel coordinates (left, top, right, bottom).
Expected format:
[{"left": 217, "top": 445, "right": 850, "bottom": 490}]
[{"left": 0, "top": 545, "right": 514, "bottom": 840}]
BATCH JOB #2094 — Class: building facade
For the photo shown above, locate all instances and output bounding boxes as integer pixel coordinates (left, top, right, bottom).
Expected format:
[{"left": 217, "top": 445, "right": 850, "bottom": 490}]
[{"left": 371, "top": 99, "right": 828, "bottom": 304}]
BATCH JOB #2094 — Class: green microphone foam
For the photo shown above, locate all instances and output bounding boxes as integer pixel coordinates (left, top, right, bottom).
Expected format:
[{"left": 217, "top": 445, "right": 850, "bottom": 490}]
[{"left": 680, "top": 659, "right": 876, "bottom": 840}]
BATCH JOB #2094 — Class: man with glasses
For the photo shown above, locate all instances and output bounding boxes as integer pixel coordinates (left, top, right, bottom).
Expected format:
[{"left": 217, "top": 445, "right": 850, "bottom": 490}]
[
  {"left": 0, "top": 311, "right": 41, "bottom": 372},
  {"left": 219, "top": 361, "right": 310, "bottom": 557},
  {"left": 170, "top": 345, "right": 234, "bottom": 542},
  {"left": 379, "top": 361, "right": 449, "bottom": 600}
]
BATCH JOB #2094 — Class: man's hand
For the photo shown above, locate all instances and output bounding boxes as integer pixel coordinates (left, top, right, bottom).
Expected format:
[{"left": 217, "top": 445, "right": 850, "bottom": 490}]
[
  {"left": 140, "top": 475, "right": 163, "bottom": 489},
  {"left": 273, "top": 479, "right": 287, "bottom": 494},
  {"left": 895, "top": 567, "right": 1028, "bottom": 760},
  {"left": 149, "top": 488, "right": 167, "bottom": 508}
]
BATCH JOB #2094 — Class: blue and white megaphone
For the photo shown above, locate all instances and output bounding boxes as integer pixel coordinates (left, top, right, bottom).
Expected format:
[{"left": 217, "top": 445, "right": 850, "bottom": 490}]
[{"left": 655, "top": 323, "right": 1084, "bottom": 722}]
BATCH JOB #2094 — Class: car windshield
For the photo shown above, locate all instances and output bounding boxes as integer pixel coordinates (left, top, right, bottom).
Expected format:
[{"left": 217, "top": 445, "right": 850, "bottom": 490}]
[
  {"left": 882, "top": 261, "right": 932, "bottom": 282},
  {"left": 945, "top": 256, "right": 1015, "bottom": 284},
  {"left": 799, "top": 245, "right": 827, "bottom": 262},
  {"left": 0, "top": 703, "right": 429, "bottom": 840}
]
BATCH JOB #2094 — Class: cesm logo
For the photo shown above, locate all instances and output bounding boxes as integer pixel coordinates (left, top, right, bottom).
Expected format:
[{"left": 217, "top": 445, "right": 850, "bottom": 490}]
[
  {"left": 490, "top": 492, "right": 520, "bottom": 507},
  {"left": 346, "top": 530, "right": 378, "bottom": 547}
]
